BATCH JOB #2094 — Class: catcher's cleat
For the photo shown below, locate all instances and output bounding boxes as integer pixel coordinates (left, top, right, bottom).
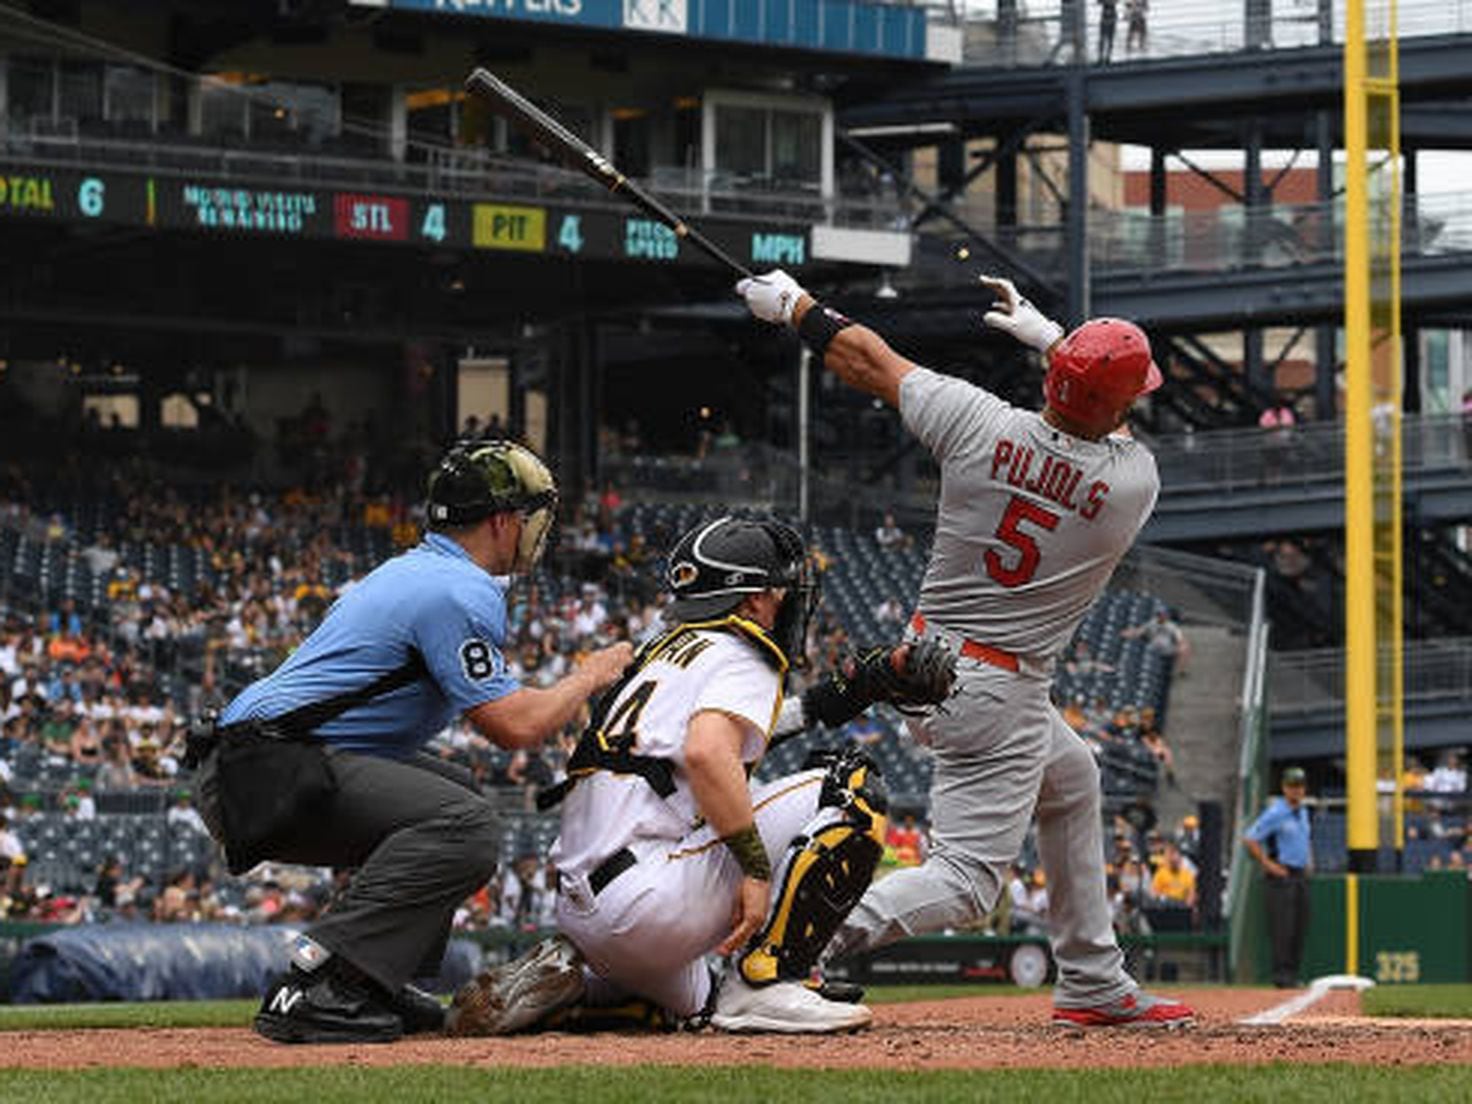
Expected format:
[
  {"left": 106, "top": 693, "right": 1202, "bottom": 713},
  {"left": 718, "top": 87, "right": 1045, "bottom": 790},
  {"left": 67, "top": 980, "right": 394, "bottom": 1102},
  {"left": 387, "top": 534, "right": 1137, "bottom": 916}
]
[
  {"left": 391, "top": 983, "right": 447, "bottom": 1035},
  {"left": 1051, "top": 990, "right": 1195, "bottom": 1029},
  {"left": 446, "top": 934, "right": 586, "bottom": 1036},
  {"left": 540, "top": 997, "right": 677, "bottom": 1034},
  {"left": 711, "top": 974, "right": 872, "bottom": 1034},
  {"left": 805, "top": 977, "right": 866, "bottom": 1005},
  {"left": 253, "top": 966, "right": 403, "bottom": 1045}
]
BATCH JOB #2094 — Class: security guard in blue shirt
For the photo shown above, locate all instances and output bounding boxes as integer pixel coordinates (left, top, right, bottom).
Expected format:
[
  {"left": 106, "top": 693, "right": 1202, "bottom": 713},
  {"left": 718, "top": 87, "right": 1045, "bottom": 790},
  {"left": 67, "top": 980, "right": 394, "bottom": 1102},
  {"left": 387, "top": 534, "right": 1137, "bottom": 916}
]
[
  {"left": 196, "top": 440, "right": 632, "bottom": 1044},
  {"left": 1243, "top": 765, "right": 1313, "bottom": 988}
]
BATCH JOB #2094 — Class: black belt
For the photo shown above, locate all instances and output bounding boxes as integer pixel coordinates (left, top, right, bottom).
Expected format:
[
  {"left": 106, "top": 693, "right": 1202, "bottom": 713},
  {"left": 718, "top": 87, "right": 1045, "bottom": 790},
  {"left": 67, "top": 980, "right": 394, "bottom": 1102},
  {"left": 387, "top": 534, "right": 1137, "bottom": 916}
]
[{"left": 588, "top": 847, "right": 636, "bottom": 896}]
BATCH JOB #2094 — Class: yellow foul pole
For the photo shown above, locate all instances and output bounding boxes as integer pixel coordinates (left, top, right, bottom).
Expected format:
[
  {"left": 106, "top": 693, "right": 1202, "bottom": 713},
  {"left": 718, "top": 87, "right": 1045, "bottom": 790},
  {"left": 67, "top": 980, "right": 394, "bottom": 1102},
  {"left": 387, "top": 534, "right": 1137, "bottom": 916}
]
[{"left": 1343, "top": 0, "right": 1379, "bottom": 898}]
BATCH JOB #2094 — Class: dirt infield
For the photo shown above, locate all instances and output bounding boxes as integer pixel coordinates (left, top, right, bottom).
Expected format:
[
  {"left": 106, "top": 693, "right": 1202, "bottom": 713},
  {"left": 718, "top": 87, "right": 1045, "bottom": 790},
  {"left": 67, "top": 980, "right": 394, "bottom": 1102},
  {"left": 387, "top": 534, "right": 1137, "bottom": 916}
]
[{"left": 2, "top": 988, "right": 1469, "bottom": 1071}]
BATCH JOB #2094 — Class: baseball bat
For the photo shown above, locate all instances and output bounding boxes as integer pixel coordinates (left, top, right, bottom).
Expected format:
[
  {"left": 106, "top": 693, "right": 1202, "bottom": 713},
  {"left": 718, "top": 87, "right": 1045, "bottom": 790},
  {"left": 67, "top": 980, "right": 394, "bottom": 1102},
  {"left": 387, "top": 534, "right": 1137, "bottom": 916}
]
[{"left": 464, "top": 68, "right": 753, "bottom": 278}]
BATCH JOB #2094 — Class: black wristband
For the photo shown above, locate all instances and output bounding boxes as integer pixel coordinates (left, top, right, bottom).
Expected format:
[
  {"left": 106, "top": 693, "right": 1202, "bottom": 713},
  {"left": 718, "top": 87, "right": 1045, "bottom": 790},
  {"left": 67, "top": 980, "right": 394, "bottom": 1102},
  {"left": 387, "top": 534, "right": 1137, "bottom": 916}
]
[
  {"left": 797, "top": 303, "right": 854, "bottom": 357},
  {"left": 722, "top": 824, "right": 772, "bottom": 881}
]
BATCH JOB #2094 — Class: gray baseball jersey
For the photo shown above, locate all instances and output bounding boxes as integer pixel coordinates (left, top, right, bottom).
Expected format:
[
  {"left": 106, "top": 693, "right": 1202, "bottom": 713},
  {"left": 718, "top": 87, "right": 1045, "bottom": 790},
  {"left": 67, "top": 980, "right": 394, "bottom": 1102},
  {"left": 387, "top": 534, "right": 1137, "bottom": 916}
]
[{"left": 899, "top": 366, "right": 1159, "bottom": 665}]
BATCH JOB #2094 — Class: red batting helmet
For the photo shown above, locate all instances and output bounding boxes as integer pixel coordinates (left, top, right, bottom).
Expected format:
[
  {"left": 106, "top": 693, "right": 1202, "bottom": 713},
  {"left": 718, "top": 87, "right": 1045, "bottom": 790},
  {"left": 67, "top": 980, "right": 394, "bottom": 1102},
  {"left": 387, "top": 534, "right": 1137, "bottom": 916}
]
[{"left": 1043, "top": 318, "right": 1163, "bottom": 435}]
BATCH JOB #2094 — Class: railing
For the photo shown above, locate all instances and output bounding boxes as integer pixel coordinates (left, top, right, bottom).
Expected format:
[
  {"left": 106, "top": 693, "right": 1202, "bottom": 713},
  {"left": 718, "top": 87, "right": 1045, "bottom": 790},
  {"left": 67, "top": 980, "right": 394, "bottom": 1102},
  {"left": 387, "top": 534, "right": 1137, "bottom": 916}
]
[
  {"left": 950, "top": 0, "right": 1471, "bottom": 69},
  {"left": 1227, "top": 566, "right": 1270, "bottom": 977},
  {"left": 910, "top": 193, "right": 1472, "bottom": 284},
  {"left": 1091, "top": 193, "right": 1472, "bottom": 276},
  {"left": 1148, "top": 413, "right": 1471, "bottom": 492},
  {"left": 1270, "top": 637, "right": 1472, "bottom": 713},
  {"left": 0, "top": 127, "right": 903, "bottom": 231}
]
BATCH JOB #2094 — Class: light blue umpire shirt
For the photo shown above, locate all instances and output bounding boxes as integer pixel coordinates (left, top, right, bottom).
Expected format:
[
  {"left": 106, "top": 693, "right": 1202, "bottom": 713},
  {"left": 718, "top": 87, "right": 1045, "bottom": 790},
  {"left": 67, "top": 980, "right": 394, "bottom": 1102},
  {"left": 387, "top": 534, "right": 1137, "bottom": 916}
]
[
  {"left": 1244, "top": 796, "right": 1312, "bottom": 870},
  {"left": 220, "top": 532, "right": 519, "bottom": 757}
]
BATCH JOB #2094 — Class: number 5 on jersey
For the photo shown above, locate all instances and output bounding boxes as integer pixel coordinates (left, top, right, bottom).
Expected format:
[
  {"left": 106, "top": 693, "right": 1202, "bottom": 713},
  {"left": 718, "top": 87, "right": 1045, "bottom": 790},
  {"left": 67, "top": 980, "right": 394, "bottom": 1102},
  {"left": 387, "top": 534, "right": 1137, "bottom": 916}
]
[{"left": 985, "top": 495, "right": 1060, "bottom": 587}]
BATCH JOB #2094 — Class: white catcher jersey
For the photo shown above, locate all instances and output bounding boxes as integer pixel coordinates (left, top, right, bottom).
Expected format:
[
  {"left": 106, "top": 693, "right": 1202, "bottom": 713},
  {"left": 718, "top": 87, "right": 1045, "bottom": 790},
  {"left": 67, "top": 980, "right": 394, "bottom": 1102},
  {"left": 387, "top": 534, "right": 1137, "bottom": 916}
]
[
  {"left": 900, "top": 366, "right": 1159, "bottom": 666},
  {"left": 550, "top": 625, "right": 782, "bottom": 879}
]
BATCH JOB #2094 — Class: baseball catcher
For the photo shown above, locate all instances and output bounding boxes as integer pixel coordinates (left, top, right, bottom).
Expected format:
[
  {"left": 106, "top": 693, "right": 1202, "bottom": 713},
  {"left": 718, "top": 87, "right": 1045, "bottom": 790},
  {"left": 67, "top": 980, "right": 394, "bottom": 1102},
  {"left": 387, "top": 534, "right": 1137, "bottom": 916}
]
[{"left": 447, "top": 515, "right": 955, "bottom": 1035}]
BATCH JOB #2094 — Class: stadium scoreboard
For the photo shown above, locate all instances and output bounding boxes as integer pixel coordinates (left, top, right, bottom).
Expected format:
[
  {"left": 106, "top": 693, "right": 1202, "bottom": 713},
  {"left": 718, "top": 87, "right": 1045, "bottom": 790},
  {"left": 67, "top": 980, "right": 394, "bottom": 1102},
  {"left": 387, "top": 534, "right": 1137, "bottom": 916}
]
[{"left": 0, "top": 163, "right": 810, "bottom": 268}]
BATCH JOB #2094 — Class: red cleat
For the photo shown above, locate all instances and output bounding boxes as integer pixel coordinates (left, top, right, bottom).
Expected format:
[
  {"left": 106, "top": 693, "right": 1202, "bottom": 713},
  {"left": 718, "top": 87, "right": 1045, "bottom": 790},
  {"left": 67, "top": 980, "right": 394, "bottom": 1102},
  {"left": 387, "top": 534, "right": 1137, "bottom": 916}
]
[{"left": 1052, "top": 990, "right": 1195, "bottom": 1028}]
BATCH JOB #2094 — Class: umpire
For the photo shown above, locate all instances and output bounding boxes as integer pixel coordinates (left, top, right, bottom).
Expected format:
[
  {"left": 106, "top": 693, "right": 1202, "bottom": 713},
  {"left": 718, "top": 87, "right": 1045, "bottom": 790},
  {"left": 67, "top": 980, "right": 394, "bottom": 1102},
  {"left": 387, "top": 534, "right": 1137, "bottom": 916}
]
[
  {"left": 1243, "top": 766, "right": 1313, "bottom": 988},
  {"left": 195, "top": 440, "right": 631, "bottom": 1044}
]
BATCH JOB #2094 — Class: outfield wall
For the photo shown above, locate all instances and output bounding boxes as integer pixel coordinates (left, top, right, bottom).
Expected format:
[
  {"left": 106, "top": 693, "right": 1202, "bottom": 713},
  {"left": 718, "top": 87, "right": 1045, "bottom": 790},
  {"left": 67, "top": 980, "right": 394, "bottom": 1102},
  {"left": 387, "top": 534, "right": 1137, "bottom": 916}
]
[{"left": 1251, "top": 870, "right": 1472, "bottom": 985}]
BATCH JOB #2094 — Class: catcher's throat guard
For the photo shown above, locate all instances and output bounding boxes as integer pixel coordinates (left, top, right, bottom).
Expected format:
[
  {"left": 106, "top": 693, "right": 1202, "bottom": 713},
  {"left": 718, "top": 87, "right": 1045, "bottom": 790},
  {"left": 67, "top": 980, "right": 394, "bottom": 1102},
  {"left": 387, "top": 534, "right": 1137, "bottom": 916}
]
[{"left": 738, "top": 749, "right": 888, "bottom": 987}]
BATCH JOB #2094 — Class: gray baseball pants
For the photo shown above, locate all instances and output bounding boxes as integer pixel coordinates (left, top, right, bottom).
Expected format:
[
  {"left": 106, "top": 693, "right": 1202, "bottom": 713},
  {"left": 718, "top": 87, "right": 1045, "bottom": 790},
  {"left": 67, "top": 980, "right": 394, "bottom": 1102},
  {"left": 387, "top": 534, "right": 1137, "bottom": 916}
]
[
  {"left": 826, "top": 661, "right": 1133, "bottom": 1008},
  {"left": 198, "top": 747, "right": 501, "bottom": 994}
]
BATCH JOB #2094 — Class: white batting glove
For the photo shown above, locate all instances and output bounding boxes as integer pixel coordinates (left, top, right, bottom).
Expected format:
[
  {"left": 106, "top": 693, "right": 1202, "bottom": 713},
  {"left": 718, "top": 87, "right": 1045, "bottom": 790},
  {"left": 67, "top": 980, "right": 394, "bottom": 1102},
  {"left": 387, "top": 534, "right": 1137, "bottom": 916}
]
[
  {"left": 736, "top": 269, "right": 806, "bottom": 326},
  {"left": 980, "top": 275, "right": 1065, "bottom": 353}
]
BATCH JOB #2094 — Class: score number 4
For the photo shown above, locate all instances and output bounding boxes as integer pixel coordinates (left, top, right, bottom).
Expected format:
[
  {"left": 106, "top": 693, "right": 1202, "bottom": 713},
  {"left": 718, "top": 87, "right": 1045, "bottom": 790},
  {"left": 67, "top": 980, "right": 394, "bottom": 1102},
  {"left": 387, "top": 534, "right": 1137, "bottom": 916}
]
[{"left": 985, "top": 495, "right": 1059, "bottom": 588}]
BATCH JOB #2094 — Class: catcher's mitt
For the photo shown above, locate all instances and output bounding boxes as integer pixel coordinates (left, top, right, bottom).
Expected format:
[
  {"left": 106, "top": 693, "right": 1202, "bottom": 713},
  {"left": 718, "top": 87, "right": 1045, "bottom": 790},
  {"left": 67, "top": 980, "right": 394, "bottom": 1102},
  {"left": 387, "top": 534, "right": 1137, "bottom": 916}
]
[{"left": 801, "top": 637, "right": 957, "bottom": 729}]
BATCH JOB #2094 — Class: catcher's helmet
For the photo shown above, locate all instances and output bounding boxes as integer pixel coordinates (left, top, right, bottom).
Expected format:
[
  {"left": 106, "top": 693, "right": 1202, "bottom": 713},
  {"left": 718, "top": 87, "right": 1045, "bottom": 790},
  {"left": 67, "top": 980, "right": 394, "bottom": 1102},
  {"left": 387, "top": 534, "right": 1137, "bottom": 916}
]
[
  {"left": 665, "top": 516, "right": 815, "bottom": 665},
  {"left": 1043, "top": 318, "right": 1163, "bottom": 435},
  {"left": 426, "top": 439, "right": 558, "bottom": 573}
]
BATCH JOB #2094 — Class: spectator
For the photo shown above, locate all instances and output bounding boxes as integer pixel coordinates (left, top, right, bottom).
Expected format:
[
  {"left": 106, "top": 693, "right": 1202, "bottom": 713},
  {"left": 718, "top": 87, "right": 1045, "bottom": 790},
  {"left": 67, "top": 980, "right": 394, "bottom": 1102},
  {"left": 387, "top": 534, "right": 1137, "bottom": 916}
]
[
  {"left": 874, "top": 595, "right": 905, "bottom": 628},
  {"left": 1064, "top": 640, "right": 1114, "bottom": 676},
  {"left": 1175, "top": 813, "right": 1201, "bottom": 864},
  {"left": 1097, "top": 0, "right": 1117, "bottom": 62},
  {"left": 167, "top": 791, "right": 208, "bottom": 835},
  {"left": 885, "top": 813, "right": 925, "bottom": 868},
  {"left": 1258, "top": 404, "right": 1297, "bottom": 485},
  {"left": 61, "top": 782, "right": 96, "bottom": 822},
  {"left": 0, "top": 813, "right": 22, "bottom": 861},
  {"left": 70, "top": 716, "right": 104, "bottom": 767},
  {"left": 98, "top": 735, "right": 137, "bottom": 790},
  {"left": 1025, "top": 868, "right": 1049, "bottom": 921},
  {"left": 1426, "top": 751, "right": 1467, "bottom": 795},
  {"left": 1124, "top": 0, "right": 1147, "bottom": 53},
  {"left": 1121, "top": 609, "right": 1190, "bottom": 675},
  {"left": 1139, "top": 711, "right": 1175, "bottom": 783},
  {"left": 94, "top": 855, "right": 144, "bottom": 911},
  {"left": 499, "top": 850, "right": 551, "bottom": 931},
  {"left": 1007, "top": 865, "right": 1045, "bottom": 934},
  {"left": 1149, "top": 843, "right": 1197, "bottom": 910},
  {"left": 874, "top": 512, "right": 910, "bottom": 550}
]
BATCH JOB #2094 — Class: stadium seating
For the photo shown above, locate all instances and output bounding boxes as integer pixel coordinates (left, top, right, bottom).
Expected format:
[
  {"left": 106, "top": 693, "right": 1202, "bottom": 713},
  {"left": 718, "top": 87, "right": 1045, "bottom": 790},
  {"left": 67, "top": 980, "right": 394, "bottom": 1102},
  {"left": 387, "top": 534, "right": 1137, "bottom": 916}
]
[{"left": 0, "top": 494, "right": 1177, "bottom": 902}]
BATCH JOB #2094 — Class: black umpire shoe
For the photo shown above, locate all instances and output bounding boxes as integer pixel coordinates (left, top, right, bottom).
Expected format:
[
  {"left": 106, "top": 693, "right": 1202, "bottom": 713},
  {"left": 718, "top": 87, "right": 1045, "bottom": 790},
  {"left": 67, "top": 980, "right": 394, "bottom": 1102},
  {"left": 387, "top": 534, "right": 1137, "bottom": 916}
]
[
  {"left": 391, "top": 983, "right": 448, "bottom": 1034},
  {"left": 253, "top": 965, "right": 403, "bottom": 1045}
]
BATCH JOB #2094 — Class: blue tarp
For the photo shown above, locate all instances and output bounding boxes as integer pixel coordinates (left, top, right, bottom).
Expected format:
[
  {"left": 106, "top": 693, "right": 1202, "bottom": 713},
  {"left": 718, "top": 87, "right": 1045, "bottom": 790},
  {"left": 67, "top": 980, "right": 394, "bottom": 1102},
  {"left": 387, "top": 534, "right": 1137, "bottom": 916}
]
[{"left": 7, "top": 924, "right": 481, "bottom": 1003}]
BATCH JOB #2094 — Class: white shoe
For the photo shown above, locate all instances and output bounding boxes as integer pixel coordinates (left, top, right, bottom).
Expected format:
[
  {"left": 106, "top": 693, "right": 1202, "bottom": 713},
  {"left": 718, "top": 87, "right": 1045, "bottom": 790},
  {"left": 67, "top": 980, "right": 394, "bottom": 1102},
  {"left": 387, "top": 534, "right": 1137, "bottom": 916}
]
[{"left": 710, "top": 975, "right": 873, "bottom": 1034}]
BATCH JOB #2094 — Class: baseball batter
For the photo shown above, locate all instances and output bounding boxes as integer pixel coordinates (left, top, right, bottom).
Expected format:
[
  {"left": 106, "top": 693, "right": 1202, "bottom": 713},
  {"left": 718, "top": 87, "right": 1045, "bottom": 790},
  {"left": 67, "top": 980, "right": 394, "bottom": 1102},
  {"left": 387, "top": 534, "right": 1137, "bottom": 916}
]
[{"left": 736, "top": 270, "right": 1194, "bottom": 1027}]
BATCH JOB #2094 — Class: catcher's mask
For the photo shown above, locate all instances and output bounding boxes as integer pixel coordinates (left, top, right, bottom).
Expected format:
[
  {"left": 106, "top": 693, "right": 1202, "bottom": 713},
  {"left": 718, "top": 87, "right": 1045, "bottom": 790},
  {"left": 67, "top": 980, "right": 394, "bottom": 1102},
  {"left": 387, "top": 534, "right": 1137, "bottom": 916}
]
[
  {"left": 426, "top": 439, "right": 558, "bottom": 573},
  {"left": 665, "top": 515, "right": 817, "bottom": 667},
  {"left": 1043, "top": 317, "right": 1163, "bottom": 436}
]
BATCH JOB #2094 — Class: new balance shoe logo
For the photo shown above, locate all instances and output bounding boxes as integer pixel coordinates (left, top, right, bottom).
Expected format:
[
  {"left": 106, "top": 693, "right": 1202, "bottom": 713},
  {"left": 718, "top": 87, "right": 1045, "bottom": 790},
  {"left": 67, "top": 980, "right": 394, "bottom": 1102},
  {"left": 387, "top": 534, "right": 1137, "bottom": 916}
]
[{"left": 268, "top": 987, "right": 304, "bottom": 1016}]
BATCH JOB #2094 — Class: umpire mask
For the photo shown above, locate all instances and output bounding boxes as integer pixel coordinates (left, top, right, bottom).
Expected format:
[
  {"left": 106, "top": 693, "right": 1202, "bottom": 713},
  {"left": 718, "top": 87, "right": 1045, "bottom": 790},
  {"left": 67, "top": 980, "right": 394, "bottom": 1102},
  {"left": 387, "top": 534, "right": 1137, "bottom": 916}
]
[
  {"left": 665, "top": 516, "right": 817, "bottom": 667},
  {"left": 426, "top": 440, "right": 558, "bottom": 574}
]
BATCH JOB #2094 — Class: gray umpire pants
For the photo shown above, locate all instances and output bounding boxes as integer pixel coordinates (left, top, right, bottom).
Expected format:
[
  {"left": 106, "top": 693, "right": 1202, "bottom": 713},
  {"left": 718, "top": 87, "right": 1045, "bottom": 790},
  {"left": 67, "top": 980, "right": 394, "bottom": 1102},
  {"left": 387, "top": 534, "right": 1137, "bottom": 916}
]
[
  {"left": 825, "top": 661, "right": 1132, "bottom": 1008},
  {"left": 198, "top": 746, "right": 501, "bottom": 994}
]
